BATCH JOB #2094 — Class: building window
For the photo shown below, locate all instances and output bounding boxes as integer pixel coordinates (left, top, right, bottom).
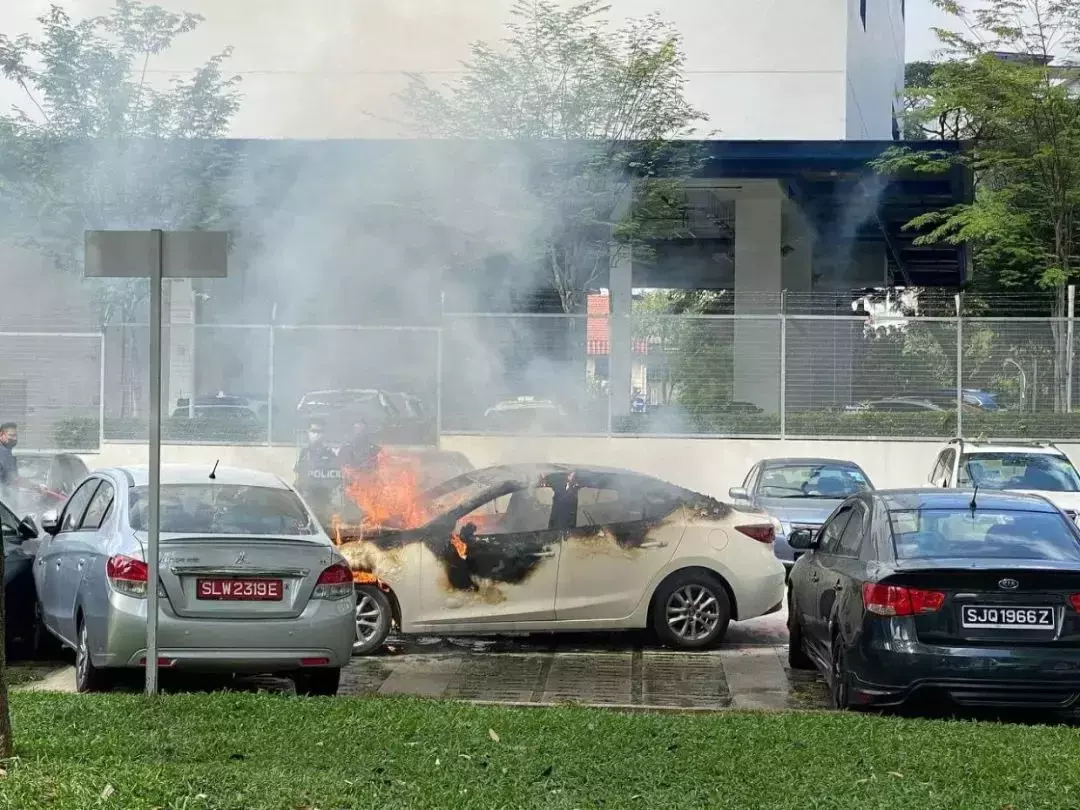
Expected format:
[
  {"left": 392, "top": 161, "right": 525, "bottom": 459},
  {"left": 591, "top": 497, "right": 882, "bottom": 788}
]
[{"left": 860, "top": 0, "right": 867, "bottom": 28}]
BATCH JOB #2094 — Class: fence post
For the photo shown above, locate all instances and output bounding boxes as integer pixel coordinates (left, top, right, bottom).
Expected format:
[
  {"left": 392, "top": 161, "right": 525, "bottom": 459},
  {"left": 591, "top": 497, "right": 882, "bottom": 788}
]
[
  {"left": 1067, "top": 285, "right": 1075, "bottom": 413},
  {"left": 955, "top": 293, "right": 963, "bottom": 438},
  {"left": 98, "top": 331, "right": 106, "bottom": 450},
  {"left": 779, "top": 290, "right": 787, "bottom": 440},
  {"left": 266, "top": 320, "right": 275, "bottom": 447},
  {"left": 436, "top": 322, "right": 444, "bottom": 448}
]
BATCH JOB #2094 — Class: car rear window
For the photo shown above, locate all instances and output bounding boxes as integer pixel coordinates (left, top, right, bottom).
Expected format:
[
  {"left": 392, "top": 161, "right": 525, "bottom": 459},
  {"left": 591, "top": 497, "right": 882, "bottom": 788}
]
[
  {"left": 129, "top": 485, "right": 315, "bottom": 535},
  {"left": 889, "top": 508, "right": 1080, "bottom": 561}
]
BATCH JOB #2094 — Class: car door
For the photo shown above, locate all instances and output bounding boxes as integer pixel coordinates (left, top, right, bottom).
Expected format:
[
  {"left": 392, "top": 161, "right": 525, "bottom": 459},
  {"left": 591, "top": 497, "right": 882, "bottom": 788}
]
[
  {"left": 818, "top": 499, "right": 872, "bottom": 651},
  {"left": 57, "top": 479, "right": 116, "bottom": 642},
  {"left": 928, "top": 449, "right": 954, "bottom": 487},
  {"left": 795, "top": 501, "right": 855, "bottom": 650},
  {"left": 415, "top": 480, "right": 569, "bottom": 628},
  {"left": 555, "top": 473, "right": 684, "bottom": 622},
  {"left": 38, "top": 477, "right": 99, "bottom": 640}
]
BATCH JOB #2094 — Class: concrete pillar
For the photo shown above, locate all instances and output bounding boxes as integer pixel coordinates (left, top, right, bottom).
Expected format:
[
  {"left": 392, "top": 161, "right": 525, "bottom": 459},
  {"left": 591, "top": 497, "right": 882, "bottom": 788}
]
[
  {"left": 781, "top": 206, "right": 815, "bottom": 413},
  {"left": 609, "top": 247, "right": 633, "bottom": 420},
  {"left": 165, "top": 279, "right": 196, "bottom": 413},
  {"left": 734, "top": 191, "right": 784, "bottom": 413}
]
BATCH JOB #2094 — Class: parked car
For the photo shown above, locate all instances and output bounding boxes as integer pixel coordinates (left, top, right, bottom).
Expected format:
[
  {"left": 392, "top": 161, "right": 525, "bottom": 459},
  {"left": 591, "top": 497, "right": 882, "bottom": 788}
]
[
  {"left": 295, "top": 389, "right": 403, "bottom": 443},
  {"left": 729, "top": 458, "right": 874, "bottom": 572},
  {"left": 336, "top": 463, "right": 786, "bottom": 654},
  {"left": 0, "top": 497, "right": 45, "bottom": 656},
  {"left": 34, "top": 465, "right": 356, "bottom": 694},
  {"left": 927, "top": 439, "right": 1080, "bottom": 519},
  {"left": 787, "top": 488, "right": 1080, "bottom": 711},
  {"left": 12, "top": 452, "right": 89, "bottom": 517}
]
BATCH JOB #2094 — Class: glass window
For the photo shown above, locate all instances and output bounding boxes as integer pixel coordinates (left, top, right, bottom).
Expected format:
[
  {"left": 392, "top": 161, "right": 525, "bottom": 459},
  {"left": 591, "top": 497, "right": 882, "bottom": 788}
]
[
  {"left": 128, "top": 485, "right": 315, "bottom": 535},
  {"left": 819, "top": 506, "right": 854, "bottom": 553},
  {"left": 890, "top": 508, "right": 1080, "bottom": 561},
  {"left": 81, "top": 482, "right": 115, "bottom": 530},
  {"left": 958, "top": 453, "right": 1080, "bottom": 492},
  {"left": 576, "top": 486, "right": 644, "bottom": 527},
  {"left": 457, "top": 486, "right": 555, "bottom": 536},
  {"left": 758, "top": 464, "right": 871, "bottom": 499},
  {"left": 836, "top": 502, "right": 868, "bottom": 557},
  {"left": 60, "top": 480, "right": 100, "bottom": 533}
]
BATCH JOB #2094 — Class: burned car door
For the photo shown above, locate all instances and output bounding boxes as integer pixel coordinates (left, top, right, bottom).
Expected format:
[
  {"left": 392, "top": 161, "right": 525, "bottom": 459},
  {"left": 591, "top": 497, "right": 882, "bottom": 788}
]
[
  {"left": 555, "top": 473, "right": 684, "bottom": 622},
  {"left": 415, "top": 480, "right": 568, "bottom": 627}
]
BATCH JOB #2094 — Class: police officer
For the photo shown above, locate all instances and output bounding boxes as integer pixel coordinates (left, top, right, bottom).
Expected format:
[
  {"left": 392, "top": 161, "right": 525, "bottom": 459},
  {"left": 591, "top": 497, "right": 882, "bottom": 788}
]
[
  {"left": 337, "top": 417, "right": 381, "bottom": 473},
  {"left": 294, "top": 417, "right": 340, "bottom": 527}
]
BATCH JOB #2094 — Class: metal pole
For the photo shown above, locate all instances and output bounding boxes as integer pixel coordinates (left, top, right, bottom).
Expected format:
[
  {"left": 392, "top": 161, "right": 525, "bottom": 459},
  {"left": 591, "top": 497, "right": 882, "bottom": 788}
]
[
  {"left": 146, "top": 229, "right": 163, "bottom": 696},
  {"left": 98, "top": 332, "right": 106, "bottom": 451},
  {"left": 956, "top": 293, "right": 963, "bottom": 438},
  {"left": 1067, "top": 285, "right": 1075, "bottom": 413},
  {"left": 779, "top": 291, "right": 787, "bottom": 440},
  {"left": 267, "top": 316, "right": 276, "bottom": 447},
  {"left": 435, "top": 323, "right": 444, "bottom": 448}
]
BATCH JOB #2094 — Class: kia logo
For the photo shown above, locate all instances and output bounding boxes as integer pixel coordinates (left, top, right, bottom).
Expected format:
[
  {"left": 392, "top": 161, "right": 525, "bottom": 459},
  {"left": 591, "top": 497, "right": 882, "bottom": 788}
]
[
  {"left": 998, "top": 578, "right": 1019, "bottom": 590},
  {"left": 234, "top": 552, "right": 246, "bottom": 565}
]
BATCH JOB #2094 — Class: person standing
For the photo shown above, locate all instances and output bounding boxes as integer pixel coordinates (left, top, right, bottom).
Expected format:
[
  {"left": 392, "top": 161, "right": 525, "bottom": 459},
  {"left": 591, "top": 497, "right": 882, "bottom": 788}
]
[
  {"left": 0, "top": 423, "right": 18, "bottom": 496},
  {"left": 337, "top": 418, "right": 381, "bottom": 473},
  {"left": 294, "top": 417, "right": 339, "bottom": 527}
]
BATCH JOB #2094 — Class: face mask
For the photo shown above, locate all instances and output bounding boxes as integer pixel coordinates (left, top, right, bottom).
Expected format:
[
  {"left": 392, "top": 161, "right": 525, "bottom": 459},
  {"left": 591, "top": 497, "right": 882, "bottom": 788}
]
[{"left": 5, "top": 439, "right": 14, "bottom": 449}]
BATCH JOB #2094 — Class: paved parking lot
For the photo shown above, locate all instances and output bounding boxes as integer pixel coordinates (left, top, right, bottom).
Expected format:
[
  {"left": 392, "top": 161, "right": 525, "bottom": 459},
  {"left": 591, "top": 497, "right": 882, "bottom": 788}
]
[{"left": 22, "top": 608, "right": 833, "bottom": 710}]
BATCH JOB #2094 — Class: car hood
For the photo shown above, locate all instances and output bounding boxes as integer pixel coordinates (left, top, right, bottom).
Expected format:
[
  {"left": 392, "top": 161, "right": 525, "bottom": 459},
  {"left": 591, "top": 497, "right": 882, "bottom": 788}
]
[{"left": 757, "top": 497, "right": 845, "bottom": 526}]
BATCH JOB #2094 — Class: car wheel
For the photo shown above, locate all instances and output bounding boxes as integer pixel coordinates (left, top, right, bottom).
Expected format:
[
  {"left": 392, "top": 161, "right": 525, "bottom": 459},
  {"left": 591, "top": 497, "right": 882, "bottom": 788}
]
[
  {"left": 74, "top": 620, "right": 112, "bottom": 694},
  {"left": 787, "top": 595, "right": 815, "bottom": 670},
  {"left": 652, "top": 571, "right": 731, "bottom": 650},
  {"left": 829, "top": 632, "right": 853, "bottom": 710},
  {"left": 295, "top": 667, "right": 341, "bottom": 697},
  {"left": 353, "top": 585, "right": 392, "bottom": 655}
]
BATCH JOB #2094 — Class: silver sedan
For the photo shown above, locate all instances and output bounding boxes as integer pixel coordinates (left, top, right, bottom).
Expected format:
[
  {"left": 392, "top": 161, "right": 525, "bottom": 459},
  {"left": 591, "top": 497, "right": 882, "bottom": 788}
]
[{"left": 34, "top": 464, "right": 356, "bottom": 694}]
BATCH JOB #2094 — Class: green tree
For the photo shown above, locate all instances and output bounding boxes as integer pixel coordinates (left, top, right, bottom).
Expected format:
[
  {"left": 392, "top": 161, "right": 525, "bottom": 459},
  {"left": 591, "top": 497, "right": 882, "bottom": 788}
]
[
  {"left": 399, "top": 0, "right": 707, "bottom": 314},
  {"left": 882, "top": 0, "right": 1080, "bottom": 411},
  {"left": 0, "top": 1, "right": 241, "bottom": 414}
]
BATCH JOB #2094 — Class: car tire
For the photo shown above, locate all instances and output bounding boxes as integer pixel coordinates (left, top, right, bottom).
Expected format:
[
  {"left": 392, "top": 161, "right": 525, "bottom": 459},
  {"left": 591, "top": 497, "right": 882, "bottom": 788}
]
[
  {"left": 787, "top": 596, "right": 815, "bottom": 670},
  {"left": 353, "top": 585, "right": 392, "bottom": 655},
  {"left": 295, "top": 667, "right": 342, "bottom": 697},
  {"left": 74, "top": 619, "right": 113, "bottom": 694},
  {"left": 829, "top": 631, "right": 854, "bottom": 711},
  {"left": 651, "top": 570, "right": 731, "bottom": 650}
]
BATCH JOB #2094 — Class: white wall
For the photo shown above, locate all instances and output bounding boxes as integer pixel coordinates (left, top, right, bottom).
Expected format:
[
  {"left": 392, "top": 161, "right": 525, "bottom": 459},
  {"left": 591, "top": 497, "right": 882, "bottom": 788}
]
[
  {"left": 82, "top": 436, "right": 1080, "bottom": 504},
  {"left": 3, "top": 0, "right": 862, "bottom": 141},
  {"left": 845, "top": 0, "right": 906, "bottom": 139}
]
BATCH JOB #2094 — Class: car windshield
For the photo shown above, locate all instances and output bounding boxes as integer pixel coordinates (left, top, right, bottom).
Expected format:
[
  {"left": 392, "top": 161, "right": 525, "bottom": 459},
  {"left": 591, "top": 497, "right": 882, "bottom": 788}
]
[
  {"left": 759, "top": 464, "right": 870, "bottom": 499},
  {"left": 890, "top": 508, "right": 1080, "bottom": 561},
  {"left": 958, "top": 453, "right": 1080, "bottom": 492},
  {"left": 129, "top": 485, "right": 315, "bottom": 535}
]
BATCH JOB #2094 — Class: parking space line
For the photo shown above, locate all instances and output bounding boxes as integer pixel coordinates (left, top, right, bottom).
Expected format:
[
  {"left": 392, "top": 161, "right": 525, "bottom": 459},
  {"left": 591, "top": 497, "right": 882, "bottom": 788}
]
[{"left": 717, "top": 647, "right": 791, "bottom": 709}]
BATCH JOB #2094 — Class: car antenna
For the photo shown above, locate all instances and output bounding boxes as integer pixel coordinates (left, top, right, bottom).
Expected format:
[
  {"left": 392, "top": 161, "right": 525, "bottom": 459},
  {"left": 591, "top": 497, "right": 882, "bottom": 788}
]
[
  {"left": 209, "top": 459, "right": 219, "bottom": 480},
  {"left": 969, "top": 483, "right": 978, "bottom": 514}
]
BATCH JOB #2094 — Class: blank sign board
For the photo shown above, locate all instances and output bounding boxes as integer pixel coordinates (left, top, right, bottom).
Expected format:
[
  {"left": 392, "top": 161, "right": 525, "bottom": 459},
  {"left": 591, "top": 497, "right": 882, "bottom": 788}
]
[{"left": 85, "top": 230, "right": 228, "bottom": 279}]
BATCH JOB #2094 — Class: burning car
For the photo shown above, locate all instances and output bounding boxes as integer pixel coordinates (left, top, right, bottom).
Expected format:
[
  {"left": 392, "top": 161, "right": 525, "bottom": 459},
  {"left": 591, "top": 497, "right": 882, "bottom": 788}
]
[{"left": 332, "top": 463, "right": 786, "bottom": 654}]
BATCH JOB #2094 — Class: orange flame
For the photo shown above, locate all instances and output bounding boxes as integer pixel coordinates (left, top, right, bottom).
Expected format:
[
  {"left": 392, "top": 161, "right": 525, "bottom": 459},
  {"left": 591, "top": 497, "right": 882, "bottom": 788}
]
[
  {"left": 342, "top": 449, "right": 431, "bottom": 534},
  {"left": 450, "top": 533, "right": 468, "bottom": 560}
]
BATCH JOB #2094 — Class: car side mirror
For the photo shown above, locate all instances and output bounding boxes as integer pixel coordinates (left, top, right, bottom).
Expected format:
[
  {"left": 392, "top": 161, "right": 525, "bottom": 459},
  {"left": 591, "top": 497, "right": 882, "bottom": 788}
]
[
  {"left": 728, "top": 487, "right": 748, "bottom": 501},
  {"left": 788, "top": 528, "right": 817, "bottom": 550},
  {"left": 17, "top": 516, "right": 38, "bottom": 541},
  {"left": 40, "top": 509, "right": 60, "bottom": 536}
]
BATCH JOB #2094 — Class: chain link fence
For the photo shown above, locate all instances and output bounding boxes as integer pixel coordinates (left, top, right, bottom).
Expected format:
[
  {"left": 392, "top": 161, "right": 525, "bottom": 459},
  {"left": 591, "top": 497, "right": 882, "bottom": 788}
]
[{"left": 15, "top": 307, "right": 1080, "bottom": 450}]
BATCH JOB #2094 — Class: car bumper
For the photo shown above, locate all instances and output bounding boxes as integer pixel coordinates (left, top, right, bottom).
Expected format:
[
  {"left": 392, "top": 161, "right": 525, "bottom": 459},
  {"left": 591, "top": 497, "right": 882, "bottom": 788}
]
[
  {"left": 734, "top": 565, "right": 787, "bottom": 622},
  {"left": 98, "top": 591, "right": 356, "bottom": 672},
  {"left": 847, "top": 628, "right": 1080, "bottom": 709}
]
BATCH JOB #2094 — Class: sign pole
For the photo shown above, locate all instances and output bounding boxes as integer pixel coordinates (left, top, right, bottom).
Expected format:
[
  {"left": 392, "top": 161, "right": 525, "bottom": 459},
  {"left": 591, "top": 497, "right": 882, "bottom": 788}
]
[{"left": 145, "top": 229, "right": 164, "bottom": 695}]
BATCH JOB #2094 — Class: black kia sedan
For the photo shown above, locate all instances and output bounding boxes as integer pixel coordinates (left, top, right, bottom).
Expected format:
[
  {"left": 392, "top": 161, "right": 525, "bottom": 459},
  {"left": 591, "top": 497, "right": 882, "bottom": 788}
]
[{"left": 787, "top": 488, "right": 1080, "bottom": 711}]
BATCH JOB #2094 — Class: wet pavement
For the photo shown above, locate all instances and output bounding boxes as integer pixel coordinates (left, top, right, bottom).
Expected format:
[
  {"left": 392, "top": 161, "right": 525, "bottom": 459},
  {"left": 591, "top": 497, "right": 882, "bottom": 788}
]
[{"left": 339, "top": 607, "right": 830, "bottom": 710}]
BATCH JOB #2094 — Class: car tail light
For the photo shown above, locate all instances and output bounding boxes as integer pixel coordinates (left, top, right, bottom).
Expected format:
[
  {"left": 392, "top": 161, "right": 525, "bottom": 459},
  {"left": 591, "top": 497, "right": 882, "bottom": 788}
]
[
  {"left": 106, "top": 555, "right": 148, "bottom": 598},
  {"left": 1068, "top": 594, "right": 1080, "bottom": 612},
  {"left": 312, "top": 563, "right": 353, "bottom": 600},
  {"left": 862, "top": 583, "right": 945, "bottom": 616},
  {"left": 736, "top": 524, "right": 775, "bottom": 544}
]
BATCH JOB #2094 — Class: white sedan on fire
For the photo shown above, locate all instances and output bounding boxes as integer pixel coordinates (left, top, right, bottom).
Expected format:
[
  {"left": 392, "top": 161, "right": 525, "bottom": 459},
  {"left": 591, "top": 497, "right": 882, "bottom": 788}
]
[{"left": 334, "top": 463, "right": 786, "bottom": 653}]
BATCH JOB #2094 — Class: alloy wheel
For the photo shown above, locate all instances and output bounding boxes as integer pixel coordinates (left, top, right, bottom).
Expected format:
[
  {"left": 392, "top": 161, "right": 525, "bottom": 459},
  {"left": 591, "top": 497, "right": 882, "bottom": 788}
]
[
  {"left": 354, "top": 593, "right": 385, "bottom": 648},
  {"left": 831, "top": 643, "right": 850, "bottom": 709},
  {"left": 665, "top": 584, "right": 721, "bottom": 643},
  {"left": 75, "top": 624, "right": 89, "bottom": 690}
]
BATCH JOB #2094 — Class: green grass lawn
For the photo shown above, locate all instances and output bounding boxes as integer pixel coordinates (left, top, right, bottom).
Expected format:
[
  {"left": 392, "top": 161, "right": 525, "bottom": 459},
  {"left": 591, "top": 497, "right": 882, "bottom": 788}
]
[{"left": 1, "top": 693, "right": 1079, "bottom": 809}]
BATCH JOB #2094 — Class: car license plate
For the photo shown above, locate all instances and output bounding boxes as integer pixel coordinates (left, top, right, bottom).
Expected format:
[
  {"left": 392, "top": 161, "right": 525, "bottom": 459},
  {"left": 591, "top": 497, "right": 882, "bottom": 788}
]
[
  {"left": 196, "top": 578, "right": 283, "bottom": 601},
  {"left": 960, "top": 605, "right": 1054, "bottom": 629}
]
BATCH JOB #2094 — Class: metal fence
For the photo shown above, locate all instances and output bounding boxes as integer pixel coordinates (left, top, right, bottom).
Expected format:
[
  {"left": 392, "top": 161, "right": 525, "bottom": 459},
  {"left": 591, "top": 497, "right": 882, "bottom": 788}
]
[{"left": 11, "top": 308, "right": 1080, "bottom": 450}]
